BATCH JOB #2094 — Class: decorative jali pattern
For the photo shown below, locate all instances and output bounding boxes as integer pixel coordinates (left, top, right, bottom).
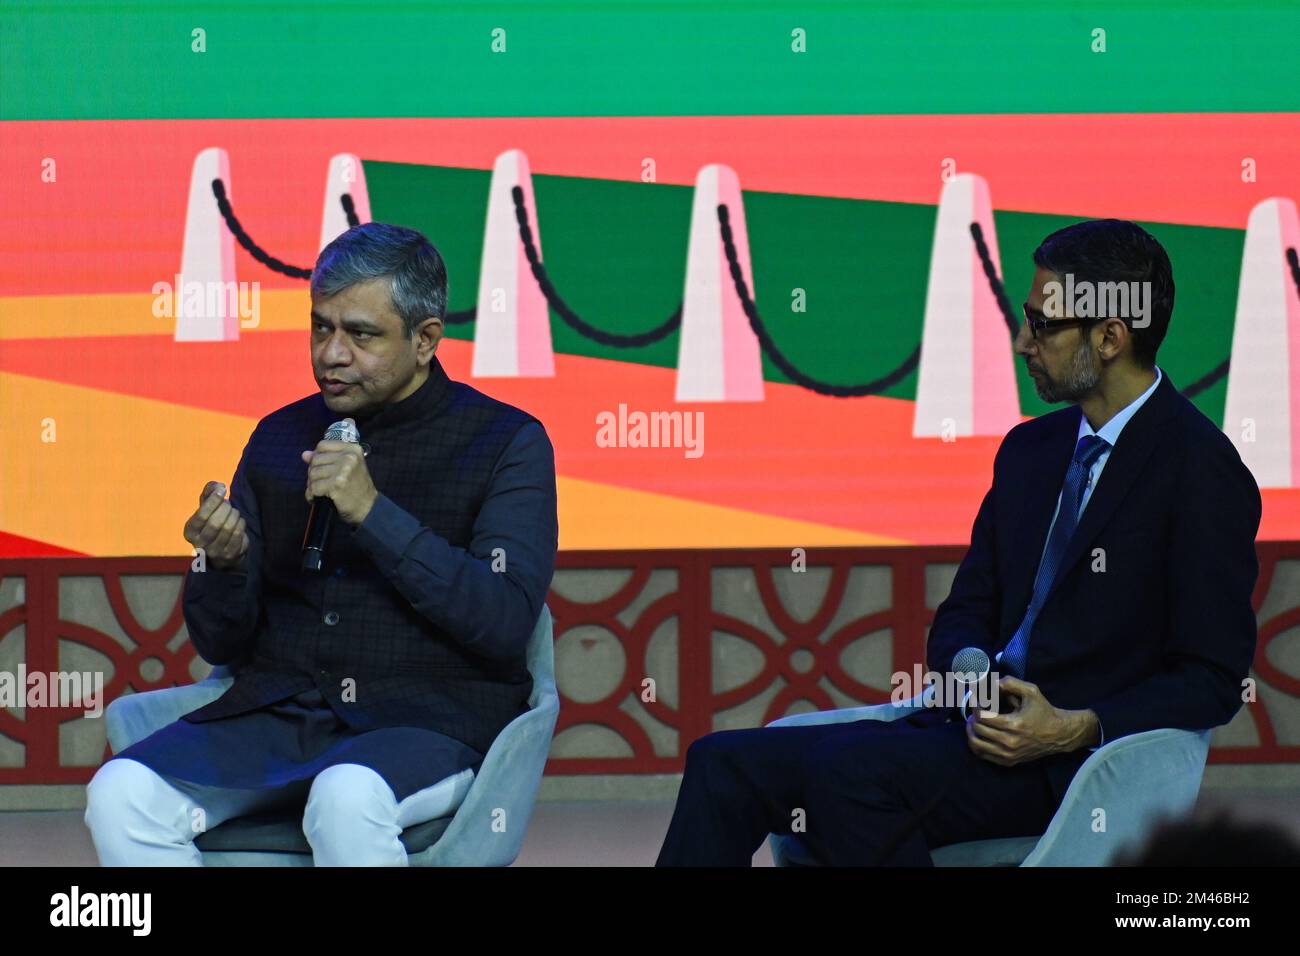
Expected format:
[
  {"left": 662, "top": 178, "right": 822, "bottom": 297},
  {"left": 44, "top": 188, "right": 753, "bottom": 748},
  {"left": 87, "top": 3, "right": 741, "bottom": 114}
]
[{"left": 0, "top": 545, "right": 1296, "bottom": 783}]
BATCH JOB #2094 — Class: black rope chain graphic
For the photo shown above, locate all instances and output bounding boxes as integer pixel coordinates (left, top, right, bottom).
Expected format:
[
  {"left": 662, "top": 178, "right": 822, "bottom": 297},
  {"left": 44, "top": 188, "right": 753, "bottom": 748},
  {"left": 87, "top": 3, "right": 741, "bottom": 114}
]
[
  {"left": 212, "top": 179, "right": 312, "bottom": 280},
  {"left": 212, "top": 179, "right": 473, "bottom": 323},
  {"left": 508, "top": 187, "right": 681, "bottom": 347},
  {"left": 212, "top": 177, "right": 1290, "bottom": 401},
  {"left": 713, "top": 202, "right": 918, "bottom": 397}
]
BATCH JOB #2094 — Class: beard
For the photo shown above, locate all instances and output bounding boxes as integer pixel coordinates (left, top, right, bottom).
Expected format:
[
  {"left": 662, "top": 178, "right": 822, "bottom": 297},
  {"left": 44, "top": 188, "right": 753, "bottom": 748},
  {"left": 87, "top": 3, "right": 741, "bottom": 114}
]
[{"left": 1033, "top": 339, "right": 1100, "bottom": 403}]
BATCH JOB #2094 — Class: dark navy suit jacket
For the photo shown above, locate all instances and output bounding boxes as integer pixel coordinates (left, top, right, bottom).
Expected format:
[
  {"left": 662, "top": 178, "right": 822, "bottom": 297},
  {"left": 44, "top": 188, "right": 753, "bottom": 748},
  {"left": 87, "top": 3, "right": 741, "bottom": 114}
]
[{"left": 925, "top": 368, "right": 1262, "bottom": 799}]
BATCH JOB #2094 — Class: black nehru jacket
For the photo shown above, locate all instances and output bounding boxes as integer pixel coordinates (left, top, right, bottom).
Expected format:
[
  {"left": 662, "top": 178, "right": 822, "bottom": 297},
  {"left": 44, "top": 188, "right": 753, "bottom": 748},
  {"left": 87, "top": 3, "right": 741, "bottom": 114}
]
[{"left": 179, "top": 357, "right": 559, "bottom": 755}]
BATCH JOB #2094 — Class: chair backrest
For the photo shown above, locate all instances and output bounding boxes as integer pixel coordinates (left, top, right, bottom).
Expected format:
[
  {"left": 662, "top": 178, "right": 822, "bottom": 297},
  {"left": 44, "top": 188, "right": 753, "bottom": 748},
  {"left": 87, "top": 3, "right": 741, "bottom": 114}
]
[{"left": 1020, "top": 726, "right": 1212, "bottom": 866}]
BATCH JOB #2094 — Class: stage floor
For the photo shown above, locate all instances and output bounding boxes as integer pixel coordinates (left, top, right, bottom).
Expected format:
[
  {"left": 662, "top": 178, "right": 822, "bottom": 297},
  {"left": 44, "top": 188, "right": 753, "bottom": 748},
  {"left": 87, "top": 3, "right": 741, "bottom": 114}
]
[{"left": 2, "top": 791, "right": 1298, "bottom": 866}]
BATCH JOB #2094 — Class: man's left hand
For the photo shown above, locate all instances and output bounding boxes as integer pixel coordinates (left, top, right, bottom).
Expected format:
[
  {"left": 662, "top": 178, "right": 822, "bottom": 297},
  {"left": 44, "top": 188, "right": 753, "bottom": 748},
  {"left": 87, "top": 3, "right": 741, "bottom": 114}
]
[
  {"left": 965, "top": 676, "right": 1097, "bottom": 766},
  {"left": 302, "top": 422, "right": 378, "bottom": 526}
]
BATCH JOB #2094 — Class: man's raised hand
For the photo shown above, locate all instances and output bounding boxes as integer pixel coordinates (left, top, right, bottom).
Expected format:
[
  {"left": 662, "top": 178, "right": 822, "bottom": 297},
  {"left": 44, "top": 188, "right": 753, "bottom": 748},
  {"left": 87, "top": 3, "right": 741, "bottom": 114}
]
[{"left": 184, "top": 480, "right": 249, "bottom": 572}]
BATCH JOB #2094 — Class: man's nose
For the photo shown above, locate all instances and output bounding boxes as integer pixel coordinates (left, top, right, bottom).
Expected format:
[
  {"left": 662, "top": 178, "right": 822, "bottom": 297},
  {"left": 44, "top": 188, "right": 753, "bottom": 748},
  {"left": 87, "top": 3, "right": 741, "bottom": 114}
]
[
  {"left": 321, "top": 331, "right": 353, "bottom": 364},
  {"left": 1013, "top": 321, "right": 1035, "bottom": 355}
]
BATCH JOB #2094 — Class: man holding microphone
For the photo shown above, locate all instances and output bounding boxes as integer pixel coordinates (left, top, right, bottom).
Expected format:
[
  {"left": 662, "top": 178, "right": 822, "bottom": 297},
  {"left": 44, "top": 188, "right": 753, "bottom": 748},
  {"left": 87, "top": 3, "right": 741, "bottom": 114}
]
[
  {"left": 656, "top": 219, "right": 1261, "bottom": 866},
  {"left": 84, "top": 222, "right": 558, "bottom": 865}
]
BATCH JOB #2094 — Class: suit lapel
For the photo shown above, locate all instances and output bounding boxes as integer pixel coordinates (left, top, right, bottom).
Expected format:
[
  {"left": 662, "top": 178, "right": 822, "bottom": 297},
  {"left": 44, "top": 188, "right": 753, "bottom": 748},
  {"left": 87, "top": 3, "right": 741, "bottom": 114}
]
[
  {"left": 1038, "top": 370, "right": 1182, "bottom": 608},
  {"left": 1006, "top": 408, "right": 1080, "bottom": 624}
]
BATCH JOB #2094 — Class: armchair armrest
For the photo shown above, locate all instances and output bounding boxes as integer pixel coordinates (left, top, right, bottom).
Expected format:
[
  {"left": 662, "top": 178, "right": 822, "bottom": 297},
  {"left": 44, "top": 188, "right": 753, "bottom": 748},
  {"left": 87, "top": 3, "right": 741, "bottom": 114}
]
[
  {"left": 1021, "top": 727, "right": 1211, "bottom": 867},
  {"left": 105, "top": 675, "right": 235, "bottom": 754},
  {"left": 765, "top": 691, "right": 928, "bottom": 729}
]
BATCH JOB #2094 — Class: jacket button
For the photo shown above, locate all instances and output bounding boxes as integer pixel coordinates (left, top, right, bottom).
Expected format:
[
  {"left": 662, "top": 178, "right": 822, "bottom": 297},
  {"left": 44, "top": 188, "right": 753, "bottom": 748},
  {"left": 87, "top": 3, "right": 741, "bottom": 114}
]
[{"left": 323, "top": 611, "right": 340, "bottom": 625}]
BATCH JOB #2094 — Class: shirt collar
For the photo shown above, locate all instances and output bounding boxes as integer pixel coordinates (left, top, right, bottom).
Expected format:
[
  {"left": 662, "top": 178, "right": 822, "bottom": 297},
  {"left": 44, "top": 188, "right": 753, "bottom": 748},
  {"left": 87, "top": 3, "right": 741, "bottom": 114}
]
[
  {"left": 347, "top": 356, "right": 452, "bottom": 433},
  {"left": 1078, "top": 366, "right": 1163, "bottom": 446}
]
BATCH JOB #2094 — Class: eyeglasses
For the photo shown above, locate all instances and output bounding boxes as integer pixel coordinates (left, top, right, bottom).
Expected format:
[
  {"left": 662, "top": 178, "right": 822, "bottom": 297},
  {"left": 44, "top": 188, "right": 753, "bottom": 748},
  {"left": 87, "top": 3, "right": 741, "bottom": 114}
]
[{"left": 1021, "top": 304, "right": 1102, "bottom": 341}]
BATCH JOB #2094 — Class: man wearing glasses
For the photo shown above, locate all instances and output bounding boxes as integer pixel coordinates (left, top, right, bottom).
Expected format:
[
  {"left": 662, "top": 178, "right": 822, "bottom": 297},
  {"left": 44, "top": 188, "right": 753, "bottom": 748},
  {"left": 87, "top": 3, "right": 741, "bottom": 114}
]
[{"left": 657, "top": 218, "right": 1262, "bottom": 866}]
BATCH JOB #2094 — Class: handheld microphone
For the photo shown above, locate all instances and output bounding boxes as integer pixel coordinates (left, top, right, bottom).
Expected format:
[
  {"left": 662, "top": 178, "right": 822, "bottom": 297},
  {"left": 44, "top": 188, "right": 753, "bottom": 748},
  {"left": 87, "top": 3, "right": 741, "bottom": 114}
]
[
  {"left": 950, "top": 646, "right": 1005, "bottom": 719},
  {"left": 301, "top": 418, "right": 361, "bottom": 572}
]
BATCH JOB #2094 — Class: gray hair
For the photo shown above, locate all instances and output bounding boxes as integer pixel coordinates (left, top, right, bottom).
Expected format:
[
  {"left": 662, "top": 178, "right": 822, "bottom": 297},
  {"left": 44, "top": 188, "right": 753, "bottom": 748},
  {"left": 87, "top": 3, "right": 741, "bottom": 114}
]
[{"left": 311, "top": 222, "right": 448, "bottom": 338}]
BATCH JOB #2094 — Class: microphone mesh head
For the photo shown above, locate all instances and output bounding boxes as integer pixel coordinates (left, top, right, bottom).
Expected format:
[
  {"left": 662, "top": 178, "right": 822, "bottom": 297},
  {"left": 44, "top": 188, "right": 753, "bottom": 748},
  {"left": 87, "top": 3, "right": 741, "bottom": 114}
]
[
  {"left": 951, "top": 646, "right": 990, "bottom": 683},
  {"left": 325, "top": 419, "right": 360, "bottom": 443}
]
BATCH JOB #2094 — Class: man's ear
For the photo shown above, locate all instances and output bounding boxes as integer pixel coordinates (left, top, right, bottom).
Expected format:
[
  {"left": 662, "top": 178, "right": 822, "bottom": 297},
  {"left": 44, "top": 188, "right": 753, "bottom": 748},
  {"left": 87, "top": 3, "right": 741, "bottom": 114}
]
[
  {"left": 1098, "top": 318, "right": 1132, "bottom": 362},
  {"left": 416, "top": 316, "right": 445, "bottom": 362}
]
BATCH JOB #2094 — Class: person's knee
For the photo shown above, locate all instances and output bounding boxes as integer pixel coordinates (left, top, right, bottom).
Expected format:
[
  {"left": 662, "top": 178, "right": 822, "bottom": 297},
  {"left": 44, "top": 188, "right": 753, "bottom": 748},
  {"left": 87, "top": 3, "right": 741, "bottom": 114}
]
[
  {"left": 86, "top": 759, "right": 147, "bottom": 825},
  {"left": 305, "top": 764, "right": 393, "bottom": 821},
  {"left": 85, "top": 759, "right": 184, "bottom": 840},
  {"left": 684, "top": 729, "right": 753, "bottom": 769},
  {"left": 303, "top": 764, "right": 402, "bottom": 862},
  {"left": 681, "top": 729, "right": 783, "bottom": 809}
]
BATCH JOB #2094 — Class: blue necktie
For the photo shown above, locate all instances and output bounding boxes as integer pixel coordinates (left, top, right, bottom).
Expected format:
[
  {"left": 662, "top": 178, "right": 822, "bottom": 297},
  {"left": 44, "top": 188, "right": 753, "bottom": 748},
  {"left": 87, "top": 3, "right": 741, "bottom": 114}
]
[{"left": 1000, "top": 434, "right": 1111, "bottom": 679}]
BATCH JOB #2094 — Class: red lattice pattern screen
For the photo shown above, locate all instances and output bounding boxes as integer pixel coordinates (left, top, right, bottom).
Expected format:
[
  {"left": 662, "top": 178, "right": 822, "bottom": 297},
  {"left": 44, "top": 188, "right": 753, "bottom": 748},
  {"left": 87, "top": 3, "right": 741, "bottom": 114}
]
[{"left": 0, "top": 546, "right": 1297, "bottom": 784}]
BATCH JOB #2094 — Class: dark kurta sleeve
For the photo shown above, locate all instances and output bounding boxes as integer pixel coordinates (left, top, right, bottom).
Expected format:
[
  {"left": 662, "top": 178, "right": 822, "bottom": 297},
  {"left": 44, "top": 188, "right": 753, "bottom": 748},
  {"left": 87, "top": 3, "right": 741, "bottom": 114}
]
[
  {"left": 182, "top": 437, "right": 264, "bottom": 667},
  {"left": 347, "top": 420, "right": 559, "bottom": 665}
]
